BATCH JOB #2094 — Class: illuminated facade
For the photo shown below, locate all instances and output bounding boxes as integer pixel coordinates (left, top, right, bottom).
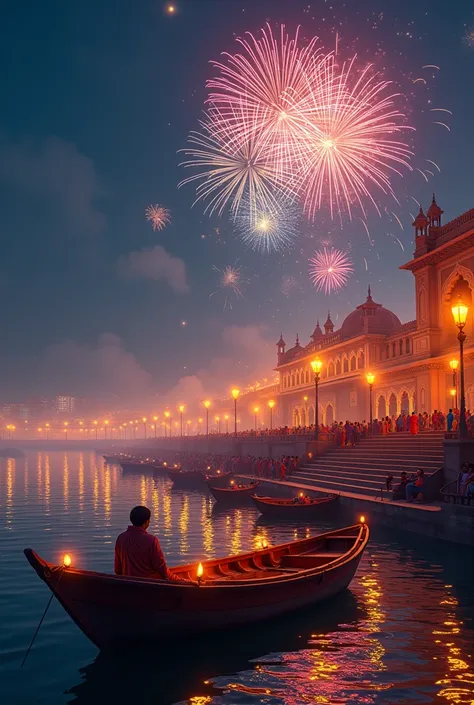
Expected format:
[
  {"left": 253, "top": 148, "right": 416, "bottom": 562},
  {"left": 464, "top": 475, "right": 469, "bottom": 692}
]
[{"left": 226, "top": 198, "right": 474, "bottom": 427}]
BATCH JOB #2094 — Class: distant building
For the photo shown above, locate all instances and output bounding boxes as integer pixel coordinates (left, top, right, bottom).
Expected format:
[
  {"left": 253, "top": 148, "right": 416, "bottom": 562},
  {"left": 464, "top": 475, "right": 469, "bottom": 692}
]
[
  {"left": 2, "top": 403, "right": 29, "bottom": 420},
  {"left": 55, "top": 396, "right": 76, "bottom": 414}
]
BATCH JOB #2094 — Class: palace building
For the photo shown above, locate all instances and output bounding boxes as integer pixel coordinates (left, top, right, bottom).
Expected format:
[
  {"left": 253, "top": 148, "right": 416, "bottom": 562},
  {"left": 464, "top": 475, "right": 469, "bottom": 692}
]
[{"left": 219, "top": 197, "right": 474, "bottom": 429}]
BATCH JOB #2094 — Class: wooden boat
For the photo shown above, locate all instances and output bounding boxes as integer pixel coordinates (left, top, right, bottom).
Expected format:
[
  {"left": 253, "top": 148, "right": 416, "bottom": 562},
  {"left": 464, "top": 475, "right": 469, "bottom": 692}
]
[
  {"left": 204, "top": 470, "right": 234, "bottom": 488},
  {"left": 208, "top": 480, "right": 260, "bottom": 504},
  {"left": 120, "top": 460, "right": 158, "bottom": 473},
  {"left": 168, "top": 468, "right": 205, "bottom": 488},
  {"left": 103, "top": 454, "right": 129, "bottom": 465},
  {"left": 252, "top": 494, "right": 338, "bottom": 518},
  {"left": 24, "top": 523, "right": 368, "bottom": 650}
]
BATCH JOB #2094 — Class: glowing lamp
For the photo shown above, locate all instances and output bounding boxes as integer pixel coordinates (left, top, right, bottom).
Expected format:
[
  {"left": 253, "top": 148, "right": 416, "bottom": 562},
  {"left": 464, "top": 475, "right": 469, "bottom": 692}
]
[
  {"left": 366, "top": 372, "right": 375, "bottom": 385},
  {"left": 261, "top": 538, "right": 268, "bottom": 549},
  {"left": 231, "top": 388, "right": 240, "bottom": 400},
  {"left": 164, "top": 411, "right": 170, "bottom": 419},
  {"left": 224, "top": 414, "right": 229, "bottom": 420},
  {"left": 153, "top": 415, "right": 158, "bottom": 422},
  {"left": 268, "top": 399, "right": 275, "bottom": 409},
  {"left": 310, "top": 358, "right": 323, "bottom": 374},
  {"left": 253, "top": 406, "right": 259, "bottom": 413},
  {"left": 178, "top": 405, "right": 185, "bottom": 413},
  {"left": 449, "top": 358, "right": 459, "bottom": 371},
  {"left": 217, "top": 469, "right": 221, "bottom": 474},
  {"left": 142, "top": 417, "right": 146, "bottom": 423},
  {"left": 230, "top": 480, "right": 235, "bottom": 486},
  {"left": 451, "top": 300, "right": 469, "bottom": 327},
  {"left": 450, "top": 388, "right": 456, "bottom": 397},
  {"left": 303, "top": 395, "right": 308, "bottom": 402},
  {"left": 299, "top": 492, "right": 304, "bottom": 498},
  {"left": 360, "top": 515, "right": 366, "bottom": 524},
  {"left": 63, "top": 554, "right": 72, "bottom": 568},
  {"left": 203, "top": 400, "right": 211, "bottom": 409},
  {"left": 197, "top": 562, "right": 203, "bottom": 585},
  {"left": 163, "top": 462, "right": 167, "bottom": 466},
  {"left": 215, "top": 415, "right": 220, "bottom": 421}
]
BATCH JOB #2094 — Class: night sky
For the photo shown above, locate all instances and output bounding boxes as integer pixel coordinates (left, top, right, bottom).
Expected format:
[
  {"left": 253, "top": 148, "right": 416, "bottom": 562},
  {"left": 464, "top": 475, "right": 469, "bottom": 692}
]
[{"left": 1, "top": 0, "right": 473, "bottom": 407}]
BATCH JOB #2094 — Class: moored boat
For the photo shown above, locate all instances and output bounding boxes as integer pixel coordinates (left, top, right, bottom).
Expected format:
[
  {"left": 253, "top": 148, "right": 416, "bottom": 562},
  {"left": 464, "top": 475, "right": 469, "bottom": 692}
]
[
  {"left": 168, "top": 469, "right": 205, "bottom": 488},
  {"left": 252, "top": 494, "right": 338, "bottom": 518},
  {"left": 204, "top": 470, "right": 234, "bottom": 488},
  {"left": 103, "top": 454, "right": 127, "bottom": 465},
  {"left": 208, "top": 480, "right": 260, "bottom": 504},
  {"left": 24, "top": 522, "right": 369, "bottom": 650},
  {"left": 121, "top": 460, "right": 158, "bottom": 473}
]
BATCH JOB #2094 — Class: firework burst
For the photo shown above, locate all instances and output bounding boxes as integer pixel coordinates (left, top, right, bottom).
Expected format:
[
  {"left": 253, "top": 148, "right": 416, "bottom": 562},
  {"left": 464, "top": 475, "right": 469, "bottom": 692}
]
[
  {"left": 210, "top": 263, "right": 247, "bottom": 309},
  {"left": 232, "top": 193, "right": 299, "bottom": 253},
  {"left": 145, "top": 204, "right": 171, "bottom": 231},
  {"left": 179, "top": 105, "right": 293, "bottom": 217},
  {"left": 297, "top": 54, "right": 414, "bottom": 220},
  {"left": 309, "top": 247, "right": 353, "bottom": 294}
]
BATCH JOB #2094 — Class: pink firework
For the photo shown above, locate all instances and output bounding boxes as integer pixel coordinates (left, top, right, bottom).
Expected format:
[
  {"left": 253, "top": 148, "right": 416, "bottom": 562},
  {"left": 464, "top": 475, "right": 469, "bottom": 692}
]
[
  {"left": 207, "top": 24, "right": 323, "bottom": 171},
  {"left": 145, "top": 204, "right": 171, "bottom": 231},
  {"left": 309, "top": 247, "right": 353, "bottom": 294},
  {"left": 297, "top": 54, "right": 414, "bottom": 219}
]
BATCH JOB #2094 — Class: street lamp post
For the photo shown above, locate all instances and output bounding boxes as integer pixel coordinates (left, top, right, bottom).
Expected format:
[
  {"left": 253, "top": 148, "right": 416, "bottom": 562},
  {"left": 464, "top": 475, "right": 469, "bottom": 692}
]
[
  {"left": 153, "top": 415, "right": 158, "bottom": 438},
  {"left": 451, "top": 299, "right": 469, "bottom": 439},
  {"left": 268, "top": 399, "right": 275, "bottom": 430},
  {"left": 366, "top": 373, "right": 375, "bottom": 433},
  {"left": 253, "top": 406, "right": 259, "bottom": 432},
  {"left": 164, "top": 411, "right": 170, "bottom": 438},
  {"left": 141, "top": 417, "right": 147, "bottom": 439},
  {"left": 104, "top": 419, "right": 109, "bottom": 439},
  {"left": 214, "top": 415, "right": 220, "bottom": 434},
  {"left": 231, "top": 389, "right": 240, "bottom": 437},
  {"left": 178, "top": 405, "right": 185, "bottom": 437},
  {"left": 224, "top": 414, "right": 229, "bottom": 434},
  {"left": 64, "top": 421, "right": 68, "bottom": 441},
  {"left": 45, "top": 422, "right": 50, "bottom": 440},
  {"left": 198, "top": 417, "right": 203, "bottom": 434},
  {"left": 449, "top": 358, "right": 459, "bottom": 409},
  {"left": 303, "top": 395, "right": 308, "bottom": 428},
  {"left": 93, "top": 420, "right": 98, "bottom": 440},
  {"left": 203, "top": 400, "right": 211, "bottom": 436},
  {"left": 310, "top": 358, "right": 323, "bottom": 440}
]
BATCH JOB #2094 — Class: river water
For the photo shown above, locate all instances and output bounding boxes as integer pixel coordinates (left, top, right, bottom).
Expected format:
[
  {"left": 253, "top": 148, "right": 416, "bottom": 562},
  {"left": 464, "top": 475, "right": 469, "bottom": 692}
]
[{"left": 0, "top": 451, "right": 473, "bottom": 704}]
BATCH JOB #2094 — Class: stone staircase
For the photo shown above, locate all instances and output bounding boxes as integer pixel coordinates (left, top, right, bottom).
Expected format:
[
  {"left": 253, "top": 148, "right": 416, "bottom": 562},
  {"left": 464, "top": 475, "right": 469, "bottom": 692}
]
[{"left": 292, "top": 431, "right": 445, "bottom": 497}]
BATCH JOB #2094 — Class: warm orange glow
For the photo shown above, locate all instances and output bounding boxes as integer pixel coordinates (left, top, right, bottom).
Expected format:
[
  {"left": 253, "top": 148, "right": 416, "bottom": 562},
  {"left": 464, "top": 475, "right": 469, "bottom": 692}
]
[
  {"left": 93, "top": 420, "right": 98, "bottom": 425},
  {"left": 63, "top": 553, "right": 72, "bottom": 567},
  {"left": 79, "top": 420, "right": 84, "bottom": 426},
  {"left": 224, "top": 414, "right": 229, "bottom": 420},
  {"left": 366, "top": 372, "right": 375, "bottom": 385},
  {"left": 450, "top": 388, "right": 456, "bottom": 397},
  {"left": 268, "top": 399, "right": 275, "bottom": 409},
  {"left": 299, "top": 492, "right": 304, "bottom": 497},
  {"left": 230, "top": 479, "right": 235, "bottom": 486},
  {"left": 451, "top": 300, "right": 469, "bottom": 327},
  {"left": 163, "top": 461, "right": 167, "bottom": 466},
  {"left": 360, "top": 515, "right": 366, "bottom": 523},
  {"left": 198, "top": 417, "right": 203, "bottom": 423},
  {"left": 253, "top": 406, "right": 259, "bottom": 413},
  {"left": 164, "top": 410, "right": 170, "bottom": 419},
  {"left": 142, "top": 417, "right": 147, "bottom": 423},
  {"left": 303, "top": 395, "right": 308, "bottom": 402},
  {"left": 64, "top": 421, "right": 69, "bottom": 427},
  {"left": 231, "top": 388, "right": 240, "bottom": 400},
  {"left": 449, "top": 358, "right": 459, "bottom": 371},
  {"left": 197, "top": 562, "right": 203, "bottom": 578},
  {"left": 311, "top": 358, "right": 323, "bottom": 374},
  {"left": 166, "top": 3, "right": 176, "bottom": 13},
  {"left": 153, "top": 415, "right": 158, "bottom": 421},
  {"left": 178, "top": 405, "right": 185, "bottom": 413},
  {"left": 261, "top": 538, "right": 268, "bottom": 549},
  {"left": 215, "top": 415, "right": 220, "bottom": 421},
  {"left": 203, "top": 400, "right": 211, "bottom": 409}
]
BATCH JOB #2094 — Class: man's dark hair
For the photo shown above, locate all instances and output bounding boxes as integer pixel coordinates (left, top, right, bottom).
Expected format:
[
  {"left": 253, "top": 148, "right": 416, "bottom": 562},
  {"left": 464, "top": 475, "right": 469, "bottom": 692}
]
[{"left": 130, "top": 505, "right": 151, "bottom": 527}]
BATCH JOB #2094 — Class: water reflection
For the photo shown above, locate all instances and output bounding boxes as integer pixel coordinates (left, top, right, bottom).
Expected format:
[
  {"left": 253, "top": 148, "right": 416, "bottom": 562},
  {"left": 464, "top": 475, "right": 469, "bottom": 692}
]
[{"left": 0, "top": 451, "right": 473, "bottom": 705}]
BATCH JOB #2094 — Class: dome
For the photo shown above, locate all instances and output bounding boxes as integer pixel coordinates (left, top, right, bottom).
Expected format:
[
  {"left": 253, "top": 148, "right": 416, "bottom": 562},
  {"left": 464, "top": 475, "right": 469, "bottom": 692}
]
[{"left": 340, "top": 289, "right": 401, "bottom": 340}]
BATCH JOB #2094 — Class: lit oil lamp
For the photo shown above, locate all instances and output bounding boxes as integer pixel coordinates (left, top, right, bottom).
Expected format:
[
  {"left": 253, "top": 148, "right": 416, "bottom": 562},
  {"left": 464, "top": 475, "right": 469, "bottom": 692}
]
[
  {"left": 63, "top": 554, "right": 72, "bottom": 568},
  {"left": 261, "top": 538, "right": 268, "bottom": 550},
  {"left": 197, "top": 562, "right": 203, "bottom": 586},
  {"left": 360, "top": 515, "right": 366, "bottom": 524}
]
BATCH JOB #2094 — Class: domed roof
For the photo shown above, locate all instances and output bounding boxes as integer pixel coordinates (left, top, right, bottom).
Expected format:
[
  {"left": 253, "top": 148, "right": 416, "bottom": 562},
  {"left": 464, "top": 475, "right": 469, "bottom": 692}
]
[{"left": 340, "top": 288, "right": 401, "bottom": 340}]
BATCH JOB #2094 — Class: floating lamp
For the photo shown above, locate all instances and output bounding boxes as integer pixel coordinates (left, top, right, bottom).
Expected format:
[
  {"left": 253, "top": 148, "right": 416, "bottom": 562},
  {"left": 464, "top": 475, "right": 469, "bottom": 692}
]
[
  {"left": 360, "top": 515, "right": 366, "bottom": 524},
  {"left": 63, "top": 554, "right": 72, "bottom": 568},
  {"left": 197, "top": 562, "right": 203, "bottom": 585},
  {"left": 261, "top": 538, "right": 268, "bottom": 550}
]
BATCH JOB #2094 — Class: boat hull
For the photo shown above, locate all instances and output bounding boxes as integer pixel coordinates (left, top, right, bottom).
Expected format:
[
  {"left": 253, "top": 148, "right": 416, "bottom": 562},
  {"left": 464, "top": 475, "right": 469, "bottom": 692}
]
[
  {"left": 205, "top": 471, "right": 234, "bottom": 488},
  {"left": 168, "top": 470, "right": 205, "bottom": 488},
  {"left": 25, "top": 524, "right": 368, "bottom": 651},
  {"left": 252, "top": 494, "right": 338, "bottom": 518},
  {"left": 209, "top": 482, "right": 260, "bottom": 504}
]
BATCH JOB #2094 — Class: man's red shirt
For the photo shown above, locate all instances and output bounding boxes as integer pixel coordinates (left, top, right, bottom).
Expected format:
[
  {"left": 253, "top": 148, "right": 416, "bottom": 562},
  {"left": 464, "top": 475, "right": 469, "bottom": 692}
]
[{"left": 114, "top": 526, "right": 180, "bottom": 580}]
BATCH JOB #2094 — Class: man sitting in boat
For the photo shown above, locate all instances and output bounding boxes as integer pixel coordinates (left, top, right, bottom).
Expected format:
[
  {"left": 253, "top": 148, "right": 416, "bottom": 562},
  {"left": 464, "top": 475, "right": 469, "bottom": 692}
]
[{"left": 115, "top": 506, "right": 191, "bottom": 582}]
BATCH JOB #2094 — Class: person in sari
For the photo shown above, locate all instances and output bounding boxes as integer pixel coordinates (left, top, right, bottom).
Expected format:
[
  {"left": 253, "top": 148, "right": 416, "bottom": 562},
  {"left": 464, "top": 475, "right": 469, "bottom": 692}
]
[{"left": 409, "top": 412, "right": 419, "bottom": 435}]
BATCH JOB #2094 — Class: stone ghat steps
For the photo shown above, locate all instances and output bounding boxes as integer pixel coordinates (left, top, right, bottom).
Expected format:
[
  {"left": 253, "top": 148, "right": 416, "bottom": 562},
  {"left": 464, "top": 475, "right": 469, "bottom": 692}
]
[{"left": 293, "top": 432, "right": 445, "bottom": 497}]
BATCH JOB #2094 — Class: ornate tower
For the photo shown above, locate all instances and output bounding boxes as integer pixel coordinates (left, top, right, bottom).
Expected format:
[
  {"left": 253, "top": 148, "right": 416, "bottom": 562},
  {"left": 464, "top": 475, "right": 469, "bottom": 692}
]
[
  {"left": 427, "top": 193, "right": 443, "bottom": 228},
  {"left": 412, "top": 206, "right": 429, "bottom": 237},
  {"left": 276, "top": 333, "right": 286, "bottom": 365},
  {"left": 324, "top": 311, "right": 334, "bottom": 335},
  {"left": 310, "top": 319, "right": 323, "bottom": 342}
]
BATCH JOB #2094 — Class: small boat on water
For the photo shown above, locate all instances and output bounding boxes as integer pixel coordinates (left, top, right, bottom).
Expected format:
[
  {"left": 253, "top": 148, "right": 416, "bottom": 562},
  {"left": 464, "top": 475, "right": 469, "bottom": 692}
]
[
  {"left": 252, "top": 494, "right": 338, "bottom": 518},
  {"left": 168, "top": 469, "right": 205, "bottom": 488},
  {"left": 121, "top": 460, "right": 157, "bottom": 473},
  {"left": 24, "top": 522, "right": 368, "bottom": 650},
  {"left": 208, "top": 480, "right": 260, "bottom": 504},
  {"left": 204, "top": 470, "right": 234, "bottom": 488},
  {"left": 103, "top": 454, "right": 128, "bottom": 465}
]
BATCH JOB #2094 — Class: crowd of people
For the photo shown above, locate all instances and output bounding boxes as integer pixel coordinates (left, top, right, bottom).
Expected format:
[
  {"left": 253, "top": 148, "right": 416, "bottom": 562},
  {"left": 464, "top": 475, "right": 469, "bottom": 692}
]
[{"left": 169, "top": 451, "right": 300, "bottom": 481}]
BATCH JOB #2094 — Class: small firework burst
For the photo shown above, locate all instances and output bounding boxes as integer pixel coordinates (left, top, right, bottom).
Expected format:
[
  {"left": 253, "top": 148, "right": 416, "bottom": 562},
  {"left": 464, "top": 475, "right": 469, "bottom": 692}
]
[
  {"left": 210, "top": 263, "right": 247, "bottom": 309},
  {"left": 280, "top": 275, "right": 301, "bottom": 297},
  {"left": 309, "top": 247, "right": 354, "bottom": 294},
  {"left": 145, "top": 204, "right": 171, "bottom": 231},
  {"left": 233, "top": 193, "right": 299, "bottom": 253},
  {"left": 465, "top": 28, "right": 474, "bottom": 49}
]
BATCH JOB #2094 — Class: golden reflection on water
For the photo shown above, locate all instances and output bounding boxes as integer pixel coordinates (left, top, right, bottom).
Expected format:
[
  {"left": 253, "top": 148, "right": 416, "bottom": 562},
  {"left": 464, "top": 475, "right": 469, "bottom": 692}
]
[
  {"left": 44, "top": 455, "right": 50, "bottom": 514},
  {"left": 162, "top": 493, "right": 172, "bottom": 536},
  {"left": 434, "top": 584, "right": 474, "bottom": 703},
  {"left": 229, "top": 510, "right": 242, "bottom": 555},
  {"left": 104, "top": 465, "right": 111, "bottom": 522},
  {"left": 78, "top": 454, "right": 84, "bottom": 513},
  {"left": 93, "top": 464, "right": 99, "bottom": 513},
  {"left": 5, "top": 459, "right": 14, "bottom": 528},
  {"left": 179, "top": 495, "right": 189, "bottom": 553},
  {"left": 201, "top": 496, "right": 214, "bottom": 558},
  {"left": 140, "top": 476, "right": 147, "bottom": 507},
  {"left": 62, "top": 454, "right": 69, "bottom": 511},
  {"left": 36, "top": 453, "right": 42, "bottom": 500}
]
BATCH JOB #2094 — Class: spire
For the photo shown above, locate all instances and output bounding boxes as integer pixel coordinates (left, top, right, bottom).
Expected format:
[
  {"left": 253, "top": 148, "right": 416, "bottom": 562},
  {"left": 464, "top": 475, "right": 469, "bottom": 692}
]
[
  {"left": 276, "top": 332, "right": 286, "bottom": 347},
  {"left": 295, "top": 333, "right": 301, "bottom": 348},
  {"left": 310, "top": 319, "right": 323, "bottom": 341},
  {"left": 367, "top": 285, "right": 372, "bottom": 300},
  {"left": 427, "top": 193, "right": 443, "bottom": 227},
  {"left": 324, "top": 310, "right": 334, "bottom": 334}
]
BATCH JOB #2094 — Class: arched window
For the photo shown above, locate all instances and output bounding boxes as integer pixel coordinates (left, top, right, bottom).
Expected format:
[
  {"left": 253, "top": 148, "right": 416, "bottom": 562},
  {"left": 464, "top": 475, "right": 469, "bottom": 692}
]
[
  {"left": 392, "top": 342, "right": 396, "bottom": 357},
  {"left": 305, "top": 370, "right": 309, "bottom": 384},
  {"left": 400, "top": 391, "right": 409, "bottom": 414},
  {"left": 358, "top": 351, "right": 365, "bottom": 369},
  {"left": 343, "top": 357, "right": 349, "bottom": 373},
  {"left": 328, "top": 362, "right": 335, "bottom": 377},
  {"left": 283, "top": 376, "right": 287, "bottom": 389},
  {"left": 326, "top": 404, "right": 334, "bottom": 425},
  {"left": 378, "top": 396, "right": 386, "bottom": 419},
  {"left": 296, "top": 372, "right": 300, "bottom": 385},
  {"left": 399, "top": 339, "right": 403, "bottom": 355},
  {"left": 350, "top": 355, "right": 356, "bottom": 371},
  {"left": 291, "top": 374, "right": 295, "bottom": 386},
  {"left": 385, "top": 344, "right": 390, "bottom": 359},
  {"left": 405, "top": 338, "right": 410, "bottom": 354},
  {"left": 389, "top": 393, "right": 397, "bottom": 416},
  {"left": 336, "top": 359, "right": 341, "bottom": 375}
]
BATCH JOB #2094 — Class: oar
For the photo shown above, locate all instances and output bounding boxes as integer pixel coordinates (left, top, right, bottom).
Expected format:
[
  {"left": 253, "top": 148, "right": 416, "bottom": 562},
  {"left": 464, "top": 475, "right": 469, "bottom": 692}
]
[{"left": 21, "top": 554, "right": 71, "bottom": 668}]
